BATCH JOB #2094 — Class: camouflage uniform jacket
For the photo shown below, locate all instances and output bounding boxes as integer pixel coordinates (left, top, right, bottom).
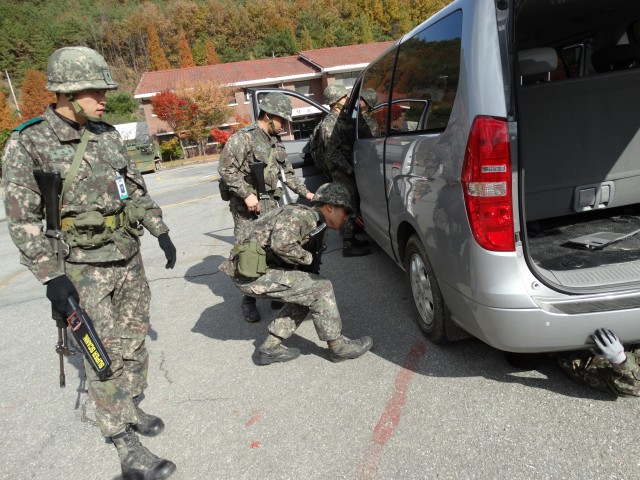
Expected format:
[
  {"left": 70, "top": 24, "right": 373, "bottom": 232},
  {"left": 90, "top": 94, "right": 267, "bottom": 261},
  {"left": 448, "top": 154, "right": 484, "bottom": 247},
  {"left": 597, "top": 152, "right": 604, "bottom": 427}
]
[
  {"left": 316, "top": 111, "right": 354, "bottom": 176},
  {"left": 2, "top": 105, "right": 169, "bottom": 284},
  {"left": 217, "top": 124, "right": 309, "bottom": 200},
  {"left": 220, "top": 204, "right": 322, "bottom": 276}
]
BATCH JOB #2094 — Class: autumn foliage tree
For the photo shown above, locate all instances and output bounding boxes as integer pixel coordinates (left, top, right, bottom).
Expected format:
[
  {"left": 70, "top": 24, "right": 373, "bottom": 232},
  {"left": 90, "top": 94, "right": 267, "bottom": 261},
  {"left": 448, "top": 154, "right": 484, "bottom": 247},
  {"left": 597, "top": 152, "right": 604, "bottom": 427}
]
[
  {"left": 175, "top": 80, "right": 233, "bottom": 155},
  {"left": 0, "top": 91, "right": 18, "bottom": 130},
  {"left": 177, "top": 31, "right": 195, "bottom": 68},
  {"left": 19, "top": 70, "right": 55, "bottom": 119},
  {"left": 150, "top": 89, "right": 190, "bottom": 157},
  {"left": 147, "top": 25, "right": 171, "bottom": 71}
]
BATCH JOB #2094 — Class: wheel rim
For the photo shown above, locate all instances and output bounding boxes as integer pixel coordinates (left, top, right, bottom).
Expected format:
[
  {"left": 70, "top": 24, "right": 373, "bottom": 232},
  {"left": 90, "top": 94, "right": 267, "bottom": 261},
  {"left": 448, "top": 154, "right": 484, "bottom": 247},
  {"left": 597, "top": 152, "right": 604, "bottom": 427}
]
[{"left": 409, "top": 252, "right": 434, "bottom": 329}]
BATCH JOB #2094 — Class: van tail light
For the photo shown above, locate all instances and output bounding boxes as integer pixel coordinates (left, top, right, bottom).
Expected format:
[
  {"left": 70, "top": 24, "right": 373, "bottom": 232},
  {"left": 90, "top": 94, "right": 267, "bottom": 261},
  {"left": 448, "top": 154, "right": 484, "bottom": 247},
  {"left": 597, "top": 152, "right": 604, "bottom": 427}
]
[{"left": 461, "top": 116, "right": 515, "bottom": 252}]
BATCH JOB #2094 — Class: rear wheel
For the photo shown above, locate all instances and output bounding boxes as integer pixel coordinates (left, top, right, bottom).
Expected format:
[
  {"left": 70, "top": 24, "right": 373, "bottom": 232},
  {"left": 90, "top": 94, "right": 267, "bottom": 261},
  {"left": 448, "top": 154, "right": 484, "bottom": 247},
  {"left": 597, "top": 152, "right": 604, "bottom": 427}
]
[{"left": 404, "top": 235, "right": 447, "bottom": 344}]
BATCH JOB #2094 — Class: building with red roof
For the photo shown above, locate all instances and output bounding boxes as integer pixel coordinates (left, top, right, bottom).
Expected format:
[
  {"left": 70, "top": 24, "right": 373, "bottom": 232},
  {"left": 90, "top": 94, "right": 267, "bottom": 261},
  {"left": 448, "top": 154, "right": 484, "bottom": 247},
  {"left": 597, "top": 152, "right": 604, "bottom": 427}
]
[{"left": 134, "top": 41, "right": 394, "bottom": 141}]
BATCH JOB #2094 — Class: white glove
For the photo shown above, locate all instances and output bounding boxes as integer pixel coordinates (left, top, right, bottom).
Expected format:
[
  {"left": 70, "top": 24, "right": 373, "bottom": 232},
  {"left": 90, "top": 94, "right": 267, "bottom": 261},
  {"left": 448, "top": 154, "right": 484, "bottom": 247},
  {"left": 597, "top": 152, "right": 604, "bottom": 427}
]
[{"left": 592, "top": 328, "right": 626, "bottom": 365}]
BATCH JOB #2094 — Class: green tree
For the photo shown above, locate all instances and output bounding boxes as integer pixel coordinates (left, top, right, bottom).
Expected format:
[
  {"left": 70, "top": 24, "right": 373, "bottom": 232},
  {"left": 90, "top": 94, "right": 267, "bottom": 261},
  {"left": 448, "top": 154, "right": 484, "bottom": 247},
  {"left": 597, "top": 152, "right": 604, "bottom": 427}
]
[{"left": 104, "top": 92, "right": 142, "bottom": 124}]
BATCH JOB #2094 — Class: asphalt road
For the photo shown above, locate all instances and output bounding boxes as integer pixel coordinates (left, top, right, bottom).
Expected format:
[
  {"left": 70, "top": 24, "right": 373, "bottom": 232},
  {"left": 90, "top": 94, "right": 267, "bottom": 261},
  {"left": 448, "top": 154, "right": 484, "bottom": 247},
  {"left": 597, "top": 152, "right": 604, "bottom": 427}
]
[{"left": 1, "top": 162, "right": 638, "bottom": 480}]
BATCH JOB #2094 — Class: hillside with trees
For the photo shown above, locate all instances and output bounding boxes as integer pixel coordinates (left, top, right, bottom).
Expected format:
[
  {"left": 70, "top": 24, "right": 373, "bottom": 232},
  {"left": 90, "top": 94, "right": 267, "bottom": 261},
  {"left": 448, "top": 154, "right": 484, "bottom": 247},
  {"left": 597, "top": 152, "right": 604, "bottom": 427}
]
[{"left": 0, "top": 0, "right": 450, "bottom": 155}]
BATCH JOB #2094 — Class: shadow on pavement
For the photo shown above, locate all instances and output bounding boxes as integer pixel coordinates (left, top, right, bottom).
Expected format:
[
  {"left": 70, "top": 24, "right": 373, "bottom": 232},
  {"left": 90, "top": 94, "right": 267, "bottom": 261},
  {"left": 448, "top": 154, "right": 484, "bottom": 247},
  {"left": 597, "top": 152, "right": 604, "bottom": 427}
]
[{"left": 185, "top": 230, "right": 615, "bottom": 401}]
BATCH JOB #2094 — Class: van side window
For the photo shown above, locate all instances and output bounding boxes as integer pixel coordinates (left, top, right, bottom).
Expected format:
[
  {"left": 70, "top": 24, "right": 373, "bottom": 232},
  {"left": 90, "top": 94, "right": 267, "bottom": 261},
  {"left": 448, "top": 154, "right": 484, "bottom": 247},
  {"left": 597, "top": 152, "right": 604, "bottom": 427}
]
[
  {"left": 359, "top": 50, "right": 396, "bottom": 139},
  {"left": 391, "top": 10, "right": 462, "bottom": 133}
]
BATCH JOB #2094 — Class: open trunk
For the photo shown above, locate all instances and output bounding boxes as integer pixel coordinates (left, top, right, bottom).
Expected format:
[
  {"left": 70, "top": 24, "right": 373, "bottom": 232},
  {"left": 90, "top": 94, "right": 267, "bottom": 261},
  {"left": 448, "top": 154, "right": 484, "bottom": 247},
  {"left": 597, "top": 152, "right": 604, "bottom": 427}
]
[{"left": 516, "top": 0, "right": 640, "bottom": 290}]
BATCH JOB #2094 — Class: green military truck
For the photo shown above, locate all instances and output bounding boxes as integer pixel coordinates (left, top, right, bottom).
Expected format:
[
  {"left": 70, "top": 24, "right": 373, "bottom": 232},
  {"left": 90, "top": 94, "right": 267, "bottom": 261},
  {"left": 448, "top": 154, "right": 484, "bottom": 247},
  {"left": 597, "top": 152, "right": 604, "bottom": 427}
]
[{"left": 127, "top": 134, "right": 161, "bottom": 173}]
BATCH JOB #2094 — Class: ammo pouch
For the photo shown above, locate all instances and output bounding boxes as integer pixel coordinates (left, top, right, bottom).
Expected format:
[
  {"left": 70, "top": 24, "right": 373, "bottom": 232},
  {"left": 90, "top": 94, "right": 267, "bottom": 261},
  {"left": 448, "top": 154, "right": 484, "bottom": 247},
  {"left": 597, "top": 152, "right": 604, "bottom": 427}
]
[
  {"left": 63, "top": 211, "right": 115, "bottom": 249},
  {"left": 219, "top": 178, "right": 231, "bottom": 201},
  {"left": 233, "top": 240, "right": 267, "bottom": 278},
  {"left": 123, "top": 202, "right": 146, "bottom": 238}
]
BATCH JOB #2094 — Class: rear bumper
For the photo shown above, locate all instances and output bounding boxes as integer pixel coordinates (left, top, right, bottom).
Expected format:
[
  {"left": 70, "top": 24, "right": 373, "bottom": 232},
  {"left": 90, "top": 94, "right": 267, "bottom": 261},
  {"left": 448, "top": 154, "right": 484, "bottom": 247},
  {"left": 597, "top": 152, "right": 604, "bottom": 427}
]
[{"left": 441, "top": 283, "right": 640, "bottom": 352}]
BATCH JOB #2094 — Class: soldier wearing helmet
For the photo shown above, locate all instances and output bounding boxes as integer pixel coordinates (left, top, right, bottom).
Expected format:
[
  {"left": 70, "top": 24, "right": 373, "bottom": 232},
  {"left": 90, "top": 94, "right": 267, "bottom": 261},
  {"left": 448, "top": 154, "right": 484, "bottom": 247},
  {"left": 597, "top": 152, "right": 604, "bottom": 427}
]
[
  {"left": 218, "top": 91, "right": 315, "bottom": 323},
  {"left": 358, "top": 88, "right": 381, "bottom": 138},
  {"left": 309, "top": 84, "right": 371, "bottom": 257},
  {"left": 2, "top": 46, "right": 177, "bottom": 479},
  {"left": 219, "top": 182, "right": 373, "bottom": 365}
]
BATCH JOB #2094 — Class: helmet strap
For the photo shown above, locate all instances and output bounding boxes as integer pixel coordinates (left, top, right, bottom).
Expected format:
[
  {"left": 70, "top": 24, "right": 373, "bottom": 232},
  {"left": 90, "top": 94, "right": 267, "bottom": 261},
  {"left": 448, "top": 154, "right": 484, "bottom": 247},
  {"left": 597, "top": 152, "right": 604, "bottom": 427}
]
[
  {"left": 66, "top": 93, "right": 102, "bottom": 124},
  {"left": 268, "top": 116, "right": 277, "bottom": 134}
]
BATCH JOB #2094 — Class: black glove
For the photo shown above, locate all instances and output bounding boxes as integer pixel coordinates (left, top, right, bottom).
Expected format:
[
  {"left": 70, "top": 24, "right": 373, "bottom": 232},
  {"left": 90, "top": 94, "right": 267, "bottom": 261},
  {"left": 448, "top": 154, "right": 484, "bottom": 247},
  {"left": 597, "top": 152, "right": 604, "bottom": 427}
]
[
  {"left": 46, "top": 275, "right": 79, "bottom": 317},
  {"left": 158, "top": 232, "right": 177, "bottom": 269}
]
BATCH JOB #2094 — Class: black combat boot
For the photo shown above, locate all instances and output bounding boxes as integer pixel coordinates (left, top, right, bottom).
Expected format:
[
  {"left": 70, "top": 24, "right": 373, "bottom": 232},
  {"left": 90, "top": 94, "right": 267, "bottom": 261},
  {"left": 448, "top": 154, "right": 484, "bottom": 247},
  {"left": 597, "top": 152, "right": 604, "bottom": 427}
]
[
  {"left": 111, "top": 425, "right": 176, "bottom": 480},
  {"left": 257, "top": 334, "right": 300, "bottom": 365},
  {"left": 343, "top": 239, "right": 372, "bottom": 257},
  {"left": 241, "top": 295, "right": 260, "bottom": 322},
  {"left": 132, "top": 396, "right": 165, "bottom": 437},
  {"left": 328, "top": 335, "right": 373, "bottom": 362}
]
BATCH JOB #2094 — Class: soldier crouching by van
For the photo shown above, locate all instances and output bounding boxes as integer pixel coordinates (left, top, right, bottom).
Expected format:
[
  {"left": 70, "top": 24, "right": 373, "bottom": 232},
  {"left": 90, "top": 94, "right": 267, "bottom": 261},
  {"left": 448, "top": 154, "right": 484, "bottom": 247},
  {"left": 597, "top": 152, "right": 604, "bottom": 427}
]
[
  {"left": 555, "top": 328, "right": 640, "bottom": 397},
  {"left": 219, "top": 183, "right": 373, "bottom": 365},
  {"left": 2, "top": 47, "right": 177, "bottom": 479},
  {"left": 218, "top": 92, "right": 315, "bottom": 323}
]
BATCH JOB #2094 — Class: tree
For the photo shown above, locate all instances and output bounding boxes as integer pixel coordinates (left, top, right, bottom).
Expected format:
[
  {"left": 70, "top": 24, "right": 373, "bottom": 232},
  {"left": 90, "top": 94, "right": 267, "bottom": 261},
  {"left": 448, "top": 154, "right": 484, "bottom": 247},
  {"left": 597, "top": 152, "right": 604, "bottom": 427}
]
[
  {"left": 147, "top": 25, "right": 171, "bottom": 71},
  {"left": 104, "top": 92, "right": 142, "bottom": 124},
  {"left": 0, "top": 91, "right": 18, "bottom": 130},
  {"left": 19, "top": 69, "right": 55, "bottom": 119},
  {"left": 175, "top": 80, "right": 233, "bottom": 156},
  {"left": 150, "top": 89, "right": 190, "bottom": 157},
  {"left": 177, "top": 31, "right": 195, "bottom": 68},
  {"left": 204, "top": 39, "right": 219, "bottom": 65}
]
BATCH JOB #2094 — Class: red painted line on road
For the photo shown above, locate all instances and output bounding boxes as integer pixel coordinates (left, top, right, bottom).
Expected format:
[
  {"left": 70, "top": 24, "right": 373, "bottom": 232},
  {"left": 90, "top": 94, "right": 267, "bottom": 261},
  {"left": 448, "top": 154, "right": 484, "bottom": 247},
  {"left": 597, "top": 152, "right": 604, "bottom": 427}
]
[
  {"left": 356, "top": 341, "right": 427, "bottom": 480},
  {"left": 245, "top": 408, "right": 266, "bottom": 427}
]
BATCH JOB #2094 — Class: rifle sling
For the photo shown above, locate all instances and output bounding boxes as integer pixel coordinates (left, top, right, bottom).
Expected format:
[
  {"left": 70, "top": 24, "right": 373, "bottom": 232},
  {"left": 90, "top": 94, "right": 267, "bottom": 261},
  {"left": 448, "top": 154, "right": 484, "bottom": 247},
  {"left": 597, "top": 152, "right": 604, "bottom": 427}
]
[{"left": 60, "top": 129, "right": 90, "bottom": 211}]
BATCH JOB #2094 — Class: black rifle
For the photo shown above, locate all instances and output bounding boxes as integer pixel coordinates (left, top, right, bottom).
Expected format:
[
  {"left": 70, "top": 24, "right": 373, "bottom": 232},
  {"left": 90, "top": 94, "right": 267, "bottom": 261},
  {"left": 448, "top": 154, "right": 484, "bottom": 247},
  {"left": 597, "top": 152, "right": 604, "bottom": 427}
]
[
  {"left": 34, "top": 171, "right": 72, "bottom": 387},
  {"left": 249, "top": 161, "right": 271, "bottom": 214},
  {"left": 300, "top": 223, "right": 327, "bottom": 274},
  {"left": 34, "top": 171, "right": 112, "bottom": 385}
]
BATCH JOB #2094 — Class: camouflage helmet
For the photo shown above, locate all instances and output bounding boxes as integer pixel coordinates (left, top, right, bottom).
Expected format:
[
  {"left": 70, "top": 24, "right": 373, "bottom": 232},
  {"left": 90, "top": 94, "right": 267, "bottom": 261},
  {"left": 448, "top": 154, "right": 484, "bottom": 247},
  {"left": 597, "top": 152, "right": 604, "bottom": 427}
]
[
  {"left": 324, "top": 84, "right": 348, "bottom": 105},
  {"left": 46, "top": 46, "right": 118, "bottom": 94},
  {"left": 311, "top": 183, "right": 353, "bottom": 212},
  {"left": 361, "top": 88, "right": 378, "bottom": 109},
  {"left": 259, "top": 92, "right": 293, "bottom": 121}
]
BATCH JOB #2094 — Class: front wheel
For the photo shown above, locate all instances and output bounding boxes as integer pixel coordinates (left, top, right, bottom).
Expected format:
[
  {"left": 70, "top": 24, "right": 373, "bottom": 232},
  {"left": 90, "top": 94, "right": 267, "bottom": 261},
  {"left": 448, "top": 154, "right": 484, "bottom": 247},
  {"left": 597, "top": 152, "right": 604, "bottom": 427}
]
[{"left": 404, "top": 235, "right": 447, "bottom": 344}]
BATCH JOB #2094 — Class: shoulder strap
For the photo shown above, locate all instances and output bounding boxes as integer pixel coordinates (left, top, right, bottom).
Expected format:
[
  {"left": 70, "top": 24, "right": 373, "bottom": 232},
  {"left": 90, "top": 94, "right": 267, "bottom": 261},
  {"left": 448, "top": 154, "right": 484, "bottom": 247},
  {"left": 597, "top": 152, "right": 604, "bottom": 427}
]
[
  {"left": 13, "top": 116, "right": 44, "bottom": 132},
  {"left": 60, "top": 129, "right": 90, "bottom": 211}
]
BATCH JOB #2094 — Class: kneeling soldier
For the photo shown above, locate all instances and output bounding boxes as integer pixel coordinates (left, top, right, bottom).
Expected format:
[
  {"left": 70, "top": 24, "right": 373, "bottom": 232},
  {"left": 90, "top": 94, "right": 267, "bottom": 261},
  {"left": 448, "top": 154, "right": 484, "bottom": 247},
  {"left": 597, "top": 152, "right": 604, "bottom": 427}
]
[{"left": 219, "top": 183, "right": 373, "bottom": 364}]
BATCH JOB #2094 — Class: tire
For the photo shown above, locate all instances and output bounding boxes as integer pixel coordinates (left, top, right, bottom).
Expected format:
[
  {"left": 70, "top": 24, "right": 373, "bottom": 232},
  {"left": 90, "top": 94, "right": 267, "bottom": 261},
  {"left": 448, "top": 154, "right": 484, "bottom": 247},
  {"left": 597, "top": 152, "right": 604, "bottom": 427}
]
[
  {"left": 154, "top": 160, "right": 162, "bottom": 171},
  {"left": 404, "top": 234, "right": 447, "bottom": 344}
]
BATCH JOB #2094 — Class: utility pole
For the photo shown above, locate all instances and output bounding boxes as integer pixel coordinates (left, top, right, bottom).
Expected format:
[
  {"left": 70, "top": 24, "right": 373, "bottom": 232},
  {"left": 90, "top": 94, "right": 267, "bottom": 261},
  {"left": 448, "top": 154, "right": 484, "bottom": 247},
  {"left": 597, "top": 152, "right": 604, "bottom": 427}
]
[{"left": 5, "top": 70, "right": 21, "bottom": 118}]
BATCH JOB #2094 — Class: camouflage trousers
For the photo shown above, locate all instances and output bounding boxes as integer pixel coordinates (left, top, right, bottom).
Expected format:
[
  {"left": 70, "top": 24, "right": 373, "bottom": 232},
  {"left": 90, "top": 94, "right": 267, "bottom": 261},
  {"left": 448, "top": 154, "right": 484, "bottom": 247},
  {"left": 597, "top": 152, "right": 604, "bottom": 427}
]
[
  {"left": 555, "top": 349, "right": 640, "bottom": 397},
  {"left": 329, "top": 169, "right": 360, "bottom": 240},
  {"left": 65, "top": 252, "right": 151, "bottom": 437},
  {"left": 229, "top": 193, "right": 280, "bottom": 236},
  {"left": 234, "top": 268, "right": 342, "bottom": 342}
]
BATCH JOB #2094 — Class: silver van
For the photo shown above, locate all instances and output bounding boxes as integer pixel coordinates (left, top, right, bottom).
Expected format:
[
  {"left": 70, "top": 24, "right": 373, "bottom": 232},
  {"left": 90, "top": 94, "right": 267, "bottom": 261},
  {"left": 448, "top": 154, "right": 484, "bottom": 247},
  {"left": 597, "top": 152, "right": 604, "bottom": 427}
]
[{"left": 346, "top": 0, "right": 640, "bottom": 351}]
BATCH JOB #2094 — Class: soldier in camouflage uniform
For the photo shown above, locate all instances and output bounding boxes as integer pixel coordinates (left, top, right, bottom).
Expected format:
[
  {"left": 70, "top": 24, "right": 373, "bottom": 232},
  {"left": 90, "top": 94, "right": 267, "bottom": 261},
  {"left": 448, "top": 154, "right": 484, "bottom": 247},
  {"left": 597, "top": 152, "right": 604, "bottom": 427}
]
[
  {"left": 555, "top": 328, "right": 640, "bottom": 397},
  {"left": 218, "top": 92, "right": 315, "bottom": 323},
  {"left": 358, "top": 88, "right": 382, "bottom": 139},
  {"left": 311, "top": 84, "right": 371, "bottom": 257},
  {"left": 2, "top": 47, "right": 176, "bottom": 480},
  {"left": 219, "top": 183, "right": 373, "bottom": 365}
]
